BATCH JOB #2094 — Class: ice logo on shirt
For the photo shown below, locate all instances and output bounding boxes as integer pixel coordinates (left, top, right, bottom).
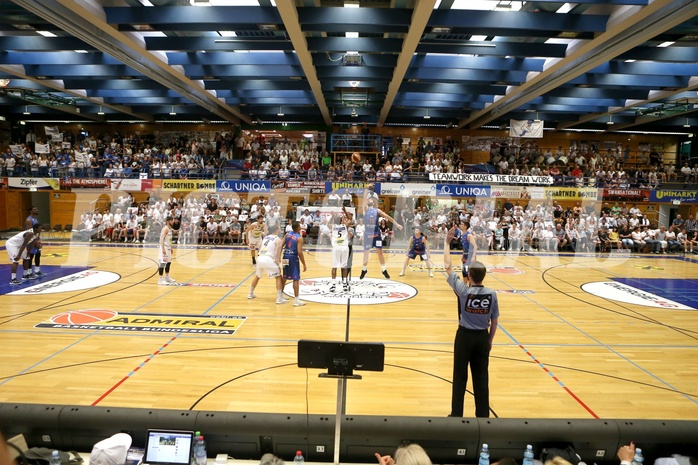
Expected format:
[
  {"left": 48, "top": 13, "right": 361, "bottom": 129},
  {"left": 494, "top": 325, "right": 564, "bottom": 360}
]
[{"left": 465, "top": 294, "right": 491, "bottom": 314}]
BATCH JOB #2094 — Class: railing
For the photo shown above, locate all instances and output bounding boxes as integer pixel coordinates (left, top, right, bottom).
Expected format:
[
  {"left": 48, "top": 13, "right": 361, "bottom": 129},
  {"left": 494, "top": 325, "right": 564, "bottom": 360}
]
[{"left": 331, "top": 134, "right": 382, "bottom": 153}]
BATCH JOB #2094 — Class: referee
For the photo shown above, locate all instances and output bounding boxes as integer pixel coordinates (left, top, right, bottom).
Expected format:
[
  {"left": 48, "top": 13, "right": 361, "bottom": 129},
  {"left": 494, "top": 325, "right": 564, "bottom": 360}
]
[{"left": 445, "top": 227, "right": 499, "bottom": 418}]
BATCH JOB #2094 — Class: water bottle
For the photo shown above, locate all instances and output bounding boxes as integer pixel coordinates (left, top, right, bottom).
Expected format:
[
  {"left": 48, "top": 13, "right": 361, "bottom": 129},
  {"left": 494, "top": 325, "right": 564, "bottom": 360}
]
[
  {"left": 49, "top": 451, "right": 61, "bottom": 465},
  {"left": 191, "top": 435, "right": 201, "bottom": 465},
  {"left": 293, "top": 451, "right": 304, "bottom": 464},
  {"left": 632, "top": 448, "right": 644, "bottom": 465},
  {"left": 479, "top": 444, "right": 490, "bottom": 465},
  {"left": 195, "top": 435, "right": 207, "bottom": 465},
  {"left": 523, "top": 445, "right": 535, "bottom": 465}
]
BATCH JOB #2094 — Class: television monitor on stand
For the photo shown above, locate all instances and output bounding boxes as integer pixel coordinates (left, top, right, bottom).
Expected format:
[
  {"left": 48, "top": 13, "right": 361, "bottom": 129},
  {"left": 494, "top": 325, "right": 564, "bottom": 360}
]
[{"left": 297, "top": 340, "right": 384, "bottom": 379}]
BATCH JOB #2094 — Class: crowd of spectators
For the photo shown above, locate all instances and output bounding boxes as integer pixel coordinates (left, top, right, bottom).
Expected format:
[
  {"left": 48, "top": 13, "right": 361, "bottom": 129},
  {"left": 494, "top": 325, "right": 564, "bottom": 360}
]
[
  {"left": 490, "top": 140, "right": 697, "bottom": 188},
  {"left": 390, "top": 198, "right": 698, "bottom": 255},
  {"left": 1, "top": 130, "right": 230, "bottom": 180},
  {"left": 69, "top": 185, "right": 698, "bottom": 257},
  {"left": 6, "top": 129, "right": 696, "bottom": 187}
]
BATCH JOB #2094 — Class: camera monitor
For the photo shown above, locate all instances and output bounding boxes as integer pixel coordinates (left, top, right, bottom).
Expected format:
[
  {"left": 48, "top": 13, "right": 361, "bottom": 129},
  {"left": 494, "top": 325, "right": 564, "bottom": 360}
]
[{"left": 297, "top": 340, "right": 385, "bottom": 379}]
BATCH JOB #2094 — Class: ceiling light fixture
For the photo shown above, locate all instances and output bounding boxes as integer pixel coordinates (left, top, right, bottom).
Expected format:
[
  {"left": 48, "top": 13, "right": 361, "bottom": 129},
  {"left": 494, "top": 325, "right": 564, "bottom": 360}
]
[
  {"left": 98, "top": 106, "right": 104, "bottom": 115},
  {"left": 169, "top": 105, "right": 177, "bottom": 115},
  {"left": 607, "top": 115, "right": 614, "bottom": 125},
  {"left": 23, "top": 105, "right": 30, "bottom": 115},
  {"left": 277, "top": 106, "right": 284, "bottom": 116},
  {"left": 349, "top": 80, "right": 360, "bottom": 87},
  {"left": 424, "top": 109, "right": 431, "bottom": 119},
  {"left": 684, "top": 118, "right": 691, "bottom": 128},
  {"left": 351, "top": 108, "right": 358, "bottom": 117}
]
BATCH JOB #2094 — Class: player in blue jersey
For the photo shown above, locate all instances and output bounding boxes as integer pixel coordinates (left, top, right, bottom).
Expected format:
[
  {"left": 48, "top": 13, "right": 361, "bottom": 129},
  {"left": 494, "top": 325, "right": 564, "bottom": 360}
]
[
  {"left": 282, "top": 221, "right": 307, "bottom": 307},
  {"left": 359, "top": 184, "right": 403, "bottom": 280},
  {"left": 24, "top": 206, "right": 44, "bottom": 278},
  {"left": 398, "top": 227, "right": 434, "bottom": 278},
  {"left": 455, "top": 221, "right": 478, "bottom": 278}
]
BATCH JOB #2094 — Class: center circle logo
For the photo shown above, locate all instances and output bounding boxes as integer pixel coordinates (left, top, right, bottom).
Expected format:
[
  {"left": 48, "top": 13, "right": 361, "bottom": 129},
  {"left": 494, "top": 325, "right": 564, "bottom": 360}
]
[{"left": 284, "top": 277, "right": 418, "bottom": 305}]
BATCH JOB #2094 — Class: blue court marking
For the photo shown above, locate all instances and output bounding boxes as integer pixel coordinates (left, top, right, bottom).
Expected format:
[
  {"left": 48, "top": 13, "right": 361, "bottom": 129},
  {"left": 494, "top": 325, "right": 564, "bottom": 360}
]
[
  {"left": 487, "top": 266, "right": 698, "bottom": 408},
  {"left": 611, "top": 277, "right": 698, "bottom": 310},
  {"left": 202, "top": 271, "right": 255, "bottom": 316},
  {"left": 0, "top": 265, "right": 90, "bottom": 296}
]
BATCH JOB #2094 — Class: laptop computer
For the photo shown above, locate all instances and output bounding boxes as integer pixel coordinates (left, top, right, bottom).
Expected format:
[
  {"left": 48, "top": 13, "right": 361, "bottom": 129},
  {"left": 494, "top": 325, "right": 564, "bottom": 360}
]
[{"left": 143, "top": 429, "right": 195, "bottom": 465}]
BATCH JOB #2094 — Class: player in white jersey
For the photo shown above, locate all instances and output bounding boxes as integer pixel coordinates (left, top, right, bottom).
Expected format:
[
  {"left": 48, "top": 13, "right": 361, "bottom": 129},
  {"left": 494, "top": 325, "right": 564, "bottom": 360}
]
[
  {"left": 157, "top": 216, "right": 177, "bottom": 285},
  {"left": 329, "top": 210, "right": 354, "bottom": 292},
  {"left": 244, "top": 215, "right": 268, "bottom": 266},
  {"left": 247, "top": 224, "right": 287, "bottom": 304},
  {"left": 6, "top": 224, "right": 42, "bottom": 284}
]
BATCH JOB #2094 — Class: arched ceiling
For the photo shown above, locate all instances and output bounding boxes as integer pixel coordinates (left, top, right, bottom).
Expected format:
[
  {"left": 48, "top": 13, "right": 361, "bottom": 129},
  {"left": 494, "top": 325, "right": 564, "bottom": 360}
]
[{"left": 1, "top": 0, "right": 698, "bottom": 134}]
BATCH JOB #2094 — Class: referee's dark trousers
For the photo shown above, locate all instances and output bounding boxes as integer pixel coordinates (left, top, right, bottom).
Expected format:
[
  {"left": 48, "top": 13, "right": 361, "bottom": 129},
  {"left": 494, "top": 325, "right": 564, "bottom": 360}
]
[{"left": 451, "top": 326, "right": 490, "bottom": 417}]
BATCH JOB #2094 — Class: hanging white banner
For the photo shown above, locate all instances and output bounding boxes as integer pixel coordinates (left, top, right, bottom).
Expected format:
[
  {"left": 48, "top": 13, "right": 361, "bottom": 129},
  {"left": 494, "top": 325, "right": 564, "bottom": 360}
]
[{"left": 509, "top": 119, "right": 544, "bottom": 138}]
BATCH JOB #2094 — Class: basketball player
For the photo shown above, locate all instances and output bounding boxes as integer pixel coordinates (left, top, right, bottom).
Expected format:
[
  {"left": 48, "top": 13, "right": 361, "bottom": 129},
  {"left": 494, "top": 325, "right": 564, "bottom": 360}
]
[
  {"left": 245, "top": 215, "right": 268, "bottom": 266},
  {"left": 282, "top": 221, "right": 307, "bottom": 307},
  {"left": 360, "top": 184, "right": 403, "bottom": 279},
  {"left": 157, "top": 216, "right": 177, "bottom": 285},
  {"left": 6, "top": 223, "right": 42, "bottom": 284},
  {"left": 398, "top": 227, "right": 434, "bottom": 278},
  {"left": 329, "top": 209, "right": 354, "bottom": 292},
  {"left": 454, "top": 221, "right": 478, "bottom": 278},
  {"left": 248, "top": 224, "right": 287, "bottom": 304},
  {"left": 24, "top": 206, "right": 44, "bottom": 277}
]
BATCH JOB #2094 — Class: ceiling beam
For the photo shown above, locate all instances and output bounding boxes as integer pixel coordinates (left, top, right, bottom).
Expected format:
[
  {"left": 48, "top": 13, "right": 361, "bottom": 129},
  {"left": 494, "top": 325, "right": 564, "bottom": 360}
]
[
  {"left": 275, "top": 0, "right": 331, "bottom": 125},
  {"left": 0, "top": 64, "right": 146, "bottom": 122},
  {"left": 11, "top": 0, "right": 251, "bottom": 124},
  {"left": 377, "top": 0, "right": 436, "bottom": 127},
  {"left": 459, "top": 0, "right": 698, "bottom": 130}
]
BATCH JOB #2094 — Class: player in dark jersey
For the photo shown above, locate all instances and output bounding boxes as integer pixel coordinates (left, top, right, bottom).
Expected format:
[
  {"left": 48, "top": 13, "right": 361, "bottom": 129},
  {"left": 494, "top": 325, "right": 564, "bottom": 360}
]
[
  {"left": 359, "top": 184, "right": 403, "bottom": 279},
  {"left": 24, "top": 206, "right": 44, "bottom": 278},
  {"left": 398, "top": 228, "right": 434, "bottom": 278},
  {"left": 282, "top": 221, "right": 307, "bottom": 307},
  {"left": 453, "top": 220, "right": 478, "bottom": 278}
]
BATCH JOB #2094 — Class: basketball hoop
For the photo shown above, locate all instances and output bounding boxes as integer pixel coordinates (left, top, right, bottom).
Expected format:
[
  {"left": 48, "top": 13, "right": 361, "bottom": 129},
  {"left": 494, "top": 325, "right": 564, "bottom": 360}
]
[{"left": 0, "top": 79, "right": 10, "bottom": 88}]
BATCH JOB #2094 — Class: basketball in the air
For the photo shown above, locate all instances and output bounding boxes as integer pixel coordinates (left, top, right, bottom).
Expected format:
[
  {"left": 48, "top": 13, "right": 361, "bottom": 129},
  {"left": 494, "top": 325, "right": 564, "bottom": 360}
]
[{"left": 351, "top": 152, "right": 361, "bottom": 163}]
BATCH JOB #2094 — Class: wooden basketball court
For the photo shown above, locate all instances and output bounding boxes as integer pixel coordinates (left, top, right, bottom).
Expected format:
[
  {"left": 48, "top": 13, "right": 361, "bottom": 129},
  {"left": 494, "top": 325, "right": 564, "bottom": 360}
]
[{"left": 1, "top": 240, "right": 697, "bottom": 420}]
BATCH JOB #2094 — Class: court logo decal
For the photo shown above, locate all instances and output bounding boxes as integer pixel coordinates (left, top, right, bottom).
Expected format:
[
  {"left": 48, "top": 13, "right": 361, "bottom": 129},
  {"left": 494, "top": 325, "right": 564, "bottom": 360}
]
[
  {"left": 496, "top": 289, "right": 535, "bottom": 294},
  {"left": 489, "top": 266, "right": 524, "bottom": 275},
  {"left": 9, "top": 270, "right": 120, "bottom": 295},
  {"left": 633, "top": 265, "right": 664, "bottom": 270},
  {"left": 36, "top": 309, "right": 246, "bottom": 334},
  {"left": 285, "top": 277, "right": 417, "bottom": 305},
  {"left": 581, "top": 281, "right": 694, "bottom": 310}
]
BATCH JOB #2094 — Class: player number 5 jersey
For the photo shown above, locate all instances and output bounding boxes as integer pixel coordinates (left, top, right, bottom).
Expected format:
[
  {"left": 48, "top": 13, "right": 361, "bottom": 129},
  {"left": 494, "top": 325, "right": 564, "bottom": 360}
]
[{"left": 331, "top": 224, "right": 348, "bottom": 247}]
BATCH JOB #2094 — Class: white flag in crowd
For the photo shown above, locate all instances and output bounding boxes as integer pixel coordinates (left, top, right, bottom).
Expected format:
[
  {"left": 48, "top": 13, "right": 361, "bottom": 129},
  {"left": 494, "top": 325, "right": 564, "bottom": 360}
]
[
  {"left": 35, "top": 143, "right": 50, "bottom": 154},
  {"left": 509, "top": 119, "right": 544, "bottom": 138}
]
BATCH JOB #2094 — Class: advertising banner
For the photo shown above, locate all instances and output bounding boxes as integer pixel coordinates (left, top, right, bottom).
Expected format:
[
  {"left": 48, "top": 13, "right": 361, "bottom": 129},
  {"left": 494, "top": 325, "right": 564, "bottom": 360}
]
[
  {"left": 380, "top": 183, "right": 437, "bottom": 197},
  {"left": 325, "top": 181, "right": 381, "bottom": 195},
  {"left": 651, "top": 190, "right": 698, "bottom": 203},
  {"left": 110, "top": 179, "right": 143, "bottom": 191},
  {"left": 544, "top": 187, "right": 600, "bottom": 200},
  {"left": 429, "top": 172, "right": 553, "bottom": 185},
  {"left": 161, "top": 179, "right": 217, "bottom": 191},
  {"left": 8, "top": 177, "right": 59, "bottom": 190},
  {"left": 60, "top": 178, "right": 110, "bottom": 189},
  {"left": 435, "top": 184, "right": 492, "bottom": 198},
  {"left": 275, "top": 180, "right": 326, "bottom": 194},
  {"left": 601, "top": 189, "right": 650, "bottom": 202},
  {"left": 216, "top": 180, "right": 271, "bottom": 193}
]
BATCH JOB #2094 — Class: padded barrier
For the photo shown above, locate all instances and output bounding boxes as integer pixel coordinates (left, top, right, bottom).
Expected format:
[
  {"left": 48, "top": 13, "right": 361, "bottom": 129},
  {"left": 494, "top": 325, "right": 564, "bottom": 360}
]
[{"left": 1, "top": 404, "right": 697, "bottom": 464}]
